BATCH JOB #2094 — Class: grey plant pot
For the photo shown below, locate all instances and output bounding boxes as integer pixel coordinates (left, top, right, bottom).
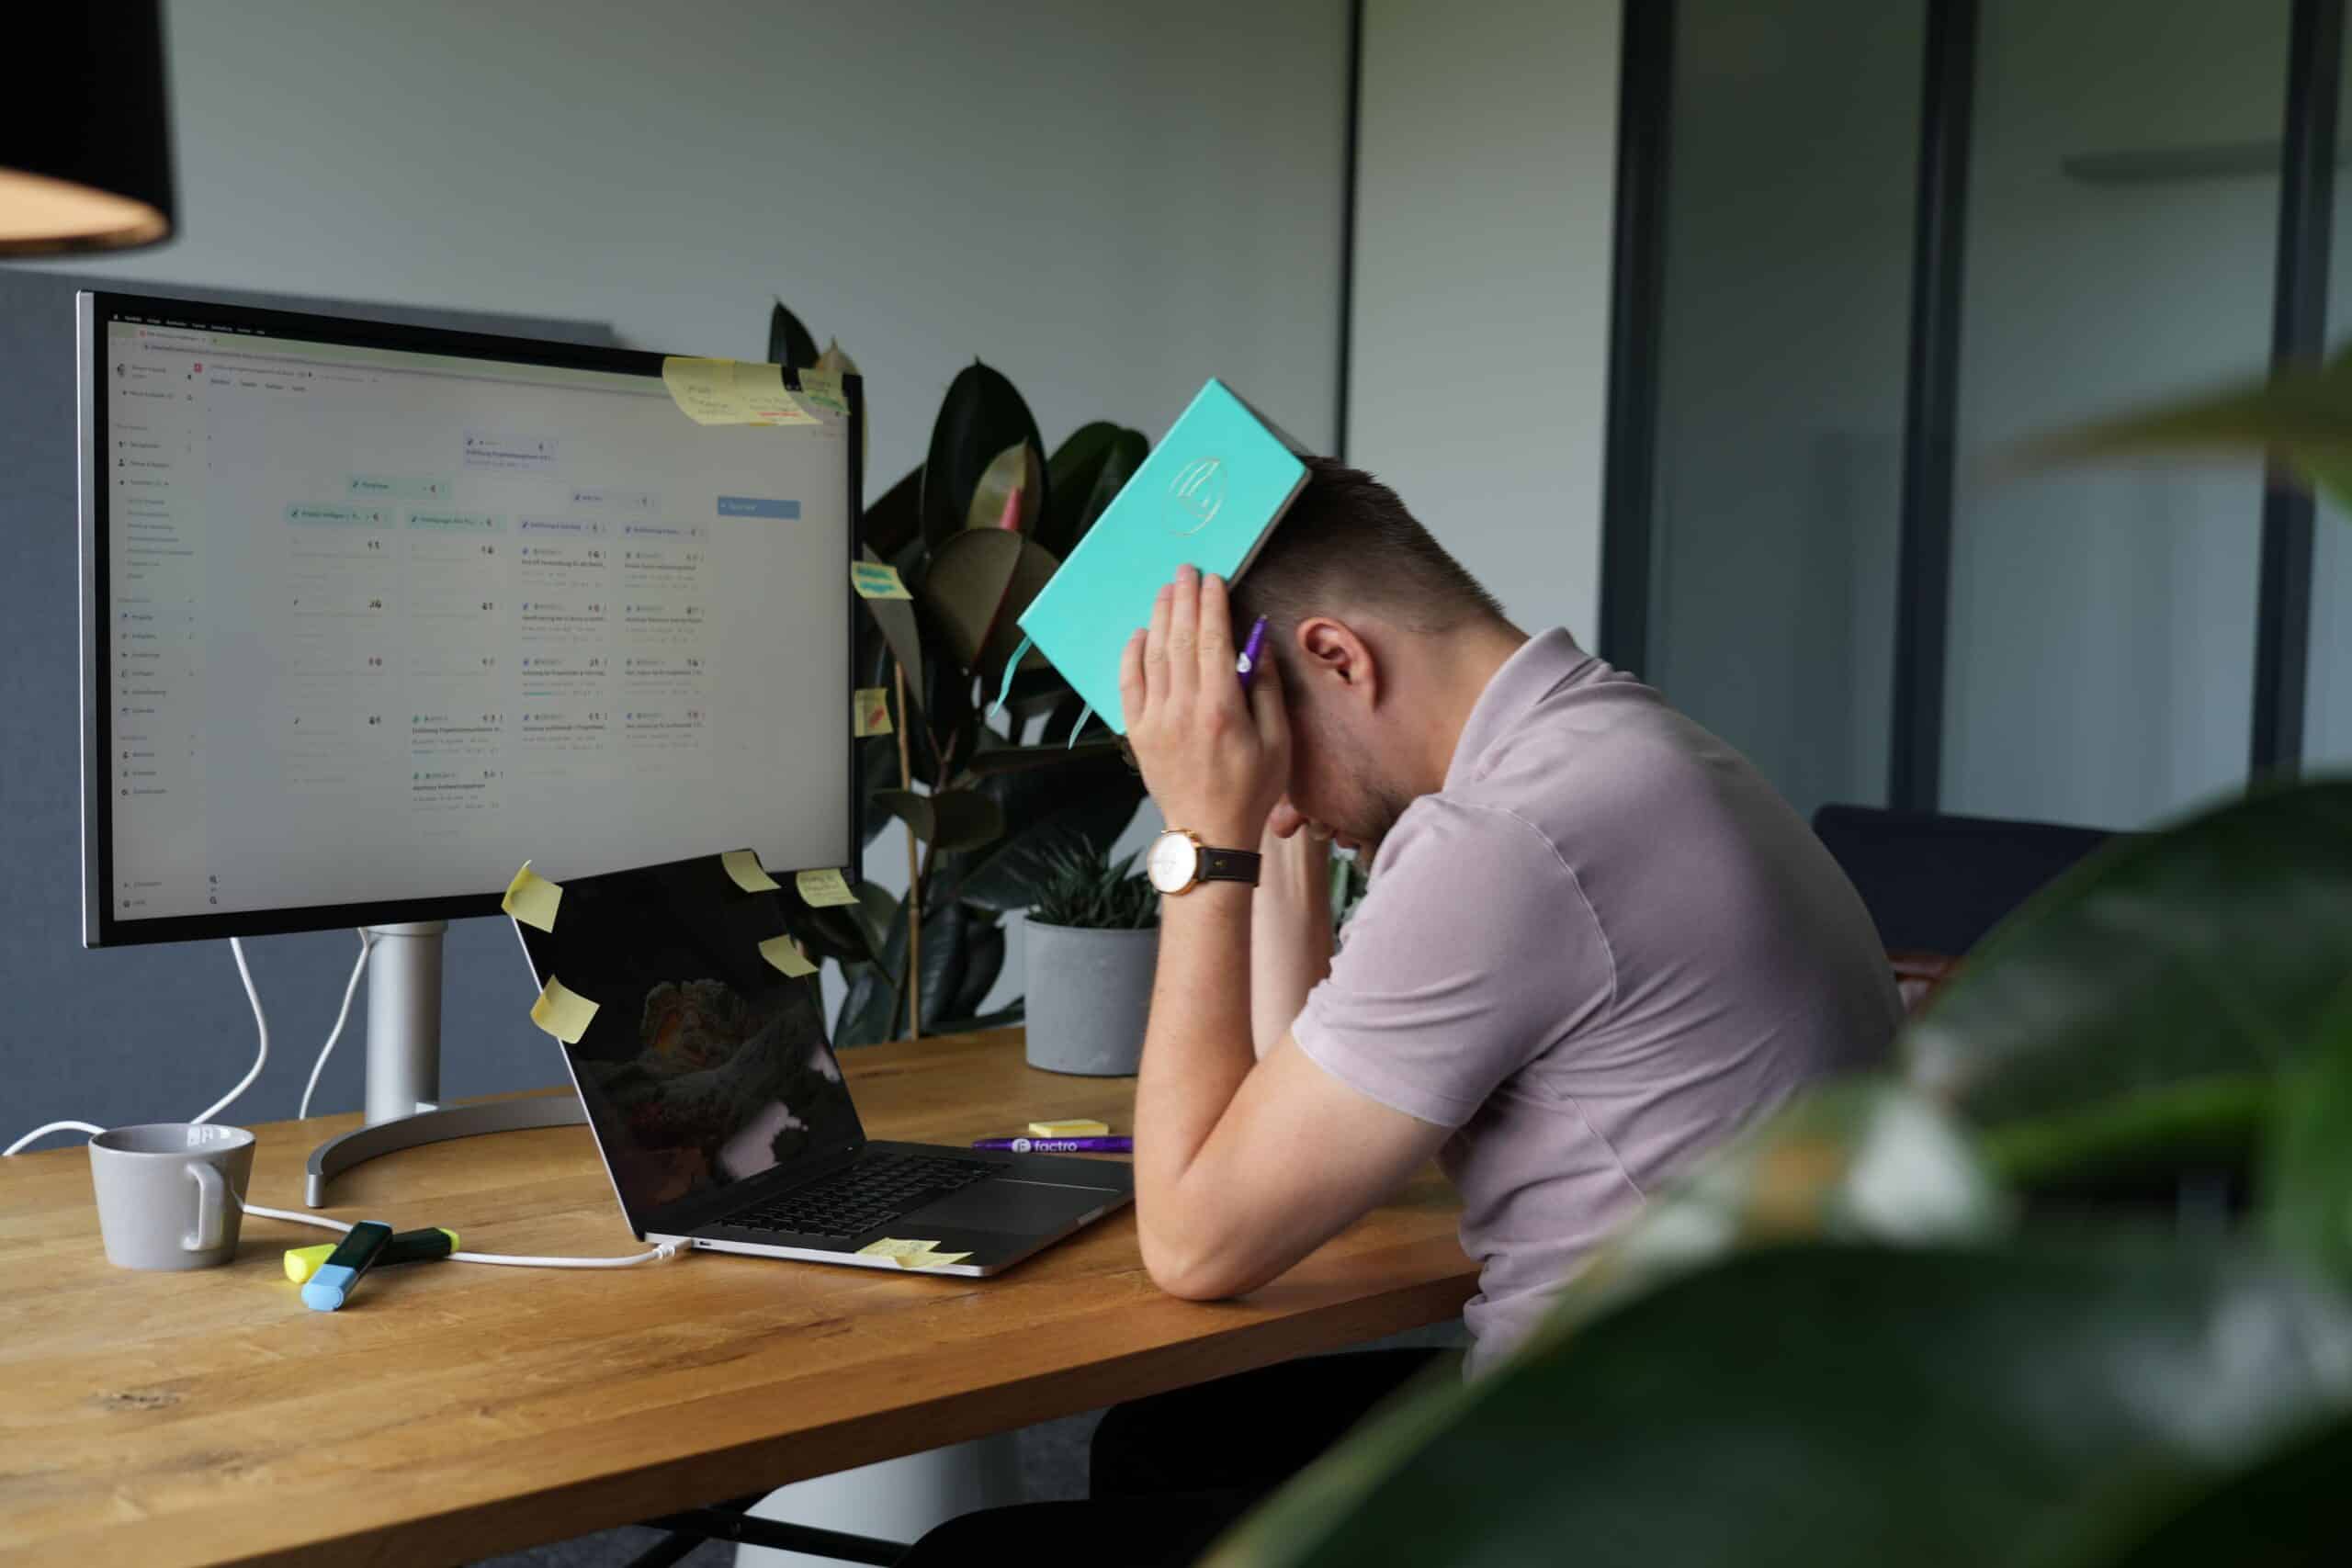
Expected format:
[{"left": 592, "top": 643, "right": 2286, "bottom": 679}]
[{"left": 1022, "top": 918, "right": 1159, "bottom": 1077}]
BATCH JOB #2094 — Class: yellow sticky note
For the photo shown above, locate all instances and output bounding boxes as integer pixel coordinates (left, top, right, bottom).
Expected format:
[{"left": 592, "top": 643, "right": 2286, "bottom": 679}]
[
  {"left": 851, "top": 560, "right": 911, "bottom": 600},
  {"left": 528, "top": 977, "right": 599, "bottom": 1044},
  {"left": 853, "top": 686, "right": 893, "bottom": 737},
  {"left": 1029, "top": 1119, "right": 1110, "bottom": 1138},
  {"left": 660, "top": 356, "right": 820, "bottom": 427},
  {"left": 854, "top": 1237, "right": 972, "bottom": 1270},
  {"left": 759, "top": 932, "right": 816, "bottom": 978},
  {"left": 796, "top": 867, "right": 857, "bottom": 908},
  {"left": 796, "top": 367, "right": 851, "bottom": 417},
  {"left": 501, "top": 861, "right": 563, "bottom": 933},
  {"left": 722, "top": 849, "right": 781, "bottom": 894}
]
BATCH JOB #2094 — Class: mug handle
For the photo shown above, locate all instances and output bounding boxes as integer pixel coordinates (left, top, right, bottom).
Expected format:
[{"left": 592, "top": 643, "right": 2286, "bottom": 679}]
[{"left": 186, "top": 1161, "right": 225, "bottom": 1252}]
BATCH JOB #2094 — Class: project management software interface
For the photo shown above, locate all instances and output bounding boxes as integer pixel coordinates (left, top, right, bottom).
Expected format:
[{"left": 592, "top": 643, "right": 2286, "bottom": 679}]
[{"left": 102, "top": 320, "right": 850, "bottom": 924}]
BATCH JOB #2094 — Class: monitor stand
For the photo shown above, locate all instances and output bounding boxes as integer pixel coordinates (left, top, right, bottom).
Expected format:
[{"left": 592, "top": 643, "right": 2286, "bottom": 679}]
[{"left": 305, "top": 921, "right": 583, "bottom": 1206}]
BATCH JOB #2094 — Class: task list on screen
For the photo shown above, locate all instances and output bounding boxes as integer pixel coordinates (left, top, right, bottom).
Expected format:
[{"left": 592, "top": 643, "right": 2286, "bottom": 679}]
[{"left": 101, "top": 321, "right": 850, "bottom": 924}]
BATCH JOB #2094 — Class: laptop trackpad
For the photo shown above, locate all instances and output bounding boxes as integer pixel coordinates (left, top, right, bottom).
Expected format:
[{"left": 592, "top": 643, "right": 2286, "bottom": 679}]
[{"left": 913, "top": 1178, "right": 1119, "bottom": 1234}]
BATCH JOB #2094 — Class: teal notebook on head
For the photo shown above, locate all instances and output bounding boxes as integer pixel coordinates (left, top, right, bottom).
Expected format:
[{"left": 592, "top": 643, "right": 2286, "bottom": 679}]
[{"left": 1014, "top": 378, "right": 1312, "bottom": 735}]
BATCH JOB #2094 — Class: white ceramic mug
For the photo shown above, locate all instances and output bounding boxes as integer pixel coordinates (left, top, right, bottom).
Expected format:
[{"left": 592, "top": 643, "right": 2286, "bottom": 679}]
[{"left": 87, "top": 1122, "right": 255, "bottom": 1270}]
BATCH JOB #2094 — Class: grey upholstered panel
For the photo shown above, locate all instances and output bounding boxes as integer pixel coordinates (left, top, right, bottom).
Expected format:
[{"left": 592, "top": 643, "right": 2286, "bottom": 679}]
[{"left": 0, "top": 270, "right": 622, "bottom": 1154}]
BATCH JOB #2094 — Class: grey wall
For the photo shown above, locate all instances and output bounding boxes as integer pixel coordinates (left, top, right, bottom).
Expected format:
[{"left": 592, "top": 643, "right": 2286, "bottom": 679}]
[
  {"left": 3, "top": 0, "right": 1355, "bottom": 1147},
  {"left": 1347, "top": 0, "right": 1622, "bottom": 641},
  {"left": 0, "top": 272, "right": 622, "bottom": 1142}
]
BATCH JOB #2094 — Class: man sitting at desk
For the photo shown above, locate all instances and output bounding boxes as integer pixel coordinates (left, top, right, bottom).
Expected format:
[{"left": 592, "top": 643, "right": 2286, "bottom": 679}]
[{"left": 908, "top": 459, "right": 1900, "bottom": 1562}]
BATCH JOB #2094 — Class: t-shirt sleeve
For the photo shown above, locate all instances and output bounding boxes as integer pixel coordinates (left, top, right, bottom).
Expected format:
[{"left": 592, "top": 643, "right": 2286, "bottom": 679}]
[{"left": 1291, "top": 798, "right": 1615, "bottom": 1129}]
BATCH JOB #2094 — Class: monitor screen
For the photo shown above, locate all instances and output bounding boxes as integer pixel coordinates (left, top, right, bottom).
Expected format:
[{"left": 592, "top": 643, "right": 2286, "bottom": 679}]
[{"left": 79, "top": 293, "right": 856, "bottom": 944}]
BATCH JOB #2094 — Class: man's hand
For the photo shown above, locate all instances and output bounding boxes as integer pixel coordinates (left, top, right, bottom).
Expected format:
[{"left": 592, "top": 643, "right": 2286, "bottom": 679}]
[{"left": 1119, "top": 566, "right": 1290, "bottom": 847}]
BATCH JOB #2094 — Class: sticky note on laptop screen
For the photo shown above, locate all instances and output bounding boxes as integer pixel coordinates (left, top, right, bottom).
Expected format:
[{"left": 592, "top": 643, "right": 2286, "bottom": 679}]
[{"left": 1015, "top": 378, "right": 1310, "bottom": 734}]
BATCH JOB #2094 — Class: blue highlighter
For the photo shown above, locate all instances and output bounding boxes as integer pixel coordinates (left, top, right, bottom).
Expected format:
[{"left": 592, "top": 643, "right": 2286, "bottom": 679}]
[{"left": 301, "top": 1221, "right": 393, "bottom": 1311}]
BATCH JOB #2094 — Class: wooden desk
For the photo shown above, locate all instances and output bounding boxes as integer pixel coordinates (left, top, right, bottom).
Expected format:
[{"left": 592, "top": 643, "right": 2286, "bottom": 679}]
[{"left": 0, "top": 1027, "right": 1473, "bottom": 1567}]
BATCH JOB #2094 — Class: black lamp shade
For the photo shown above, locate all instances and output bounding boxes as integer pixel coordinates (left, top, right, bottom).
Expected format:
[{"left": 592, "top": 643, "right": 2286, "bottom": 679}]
[{"left": 1, "top": 2, "right": 175, "bottom": 255}]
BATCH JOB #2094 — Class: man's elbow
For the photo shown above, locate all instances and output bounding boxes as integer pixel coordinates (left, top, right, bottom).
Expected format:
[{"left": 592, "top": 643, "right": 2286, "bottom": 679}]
[{"left": 1138, "top": 1222, "right": 1259, "bottom": 1302}]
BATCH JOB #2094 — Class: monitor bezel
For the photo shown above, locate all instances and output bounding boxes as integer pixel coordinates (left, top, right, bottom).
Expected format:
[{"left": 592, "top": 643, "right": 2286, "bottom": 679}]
[{"left": 78, "top": 289, "right": 865, "bottom": 948}]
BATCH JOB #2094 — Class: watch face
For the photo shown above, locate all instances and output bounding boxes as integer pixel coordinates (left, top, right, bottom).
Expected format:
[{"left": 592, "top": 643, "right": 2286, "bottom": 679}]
[{"left": 1147, "top": 832, "right": 1199, "bottom": 894}]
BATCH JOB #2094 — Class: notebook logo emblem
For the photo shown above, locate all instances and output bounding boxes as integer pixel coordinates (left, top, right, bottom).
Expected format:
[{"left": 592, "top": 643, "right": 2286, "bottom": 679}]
[{"left": 1166, "top": 457, "right": 1226, "bottom": 536}]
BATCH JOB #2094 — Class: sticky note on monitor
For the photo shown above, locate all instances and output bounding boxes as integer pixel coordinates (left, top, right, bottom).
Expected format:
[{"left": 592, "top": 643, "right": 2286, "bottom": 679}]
[
  {"left": 759, "top": 932, "right": 816, "bottom": 978},
  {"left": 660, "top": 356, "right": 820, "bottom": 427},
  {"left": 796, "top": 367, "right": 851, "bottom": 418},
  {"left": 722, "top": 849, "right": 781, "bottom": 894},
  {"left": 501, "top": 861, "right": 563, "bottom": 933},
  {"left": 528, "top": 977, "right": 599, "bottom": 1044},
  {"left": 796, "top": 867, "right": 857, "bottom": 908},
  {"left": 851, "top": 560, "right": 911, "bottom": 600},
  {"left": 853, "top": 686, "right": 893, "bottom": 737}
]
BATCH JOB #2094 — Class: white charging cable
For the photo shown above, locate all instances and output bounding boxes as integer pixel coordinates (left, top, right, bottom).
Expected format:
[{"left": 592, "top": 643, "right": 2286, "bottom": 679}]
[
  {"left": 240, "top": 1201, "right": 683, "bottom": 1269},
  {"left": 298, "top": 929, "right": 374, "bottom": 1121},
  {"left": 8, "top": 931, "right": 684, "bottom": 1272},
  {"left": 3, "top": 936, "right": 271, "bottom": 1155}
]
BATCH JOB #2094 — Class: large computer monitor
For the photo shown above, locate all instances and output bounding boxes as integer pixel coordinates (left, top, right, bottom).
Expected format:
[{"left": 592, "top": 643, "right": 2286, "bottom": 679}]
[{"left": 75, "top": 291, "right": 860, "bottom": 1193}]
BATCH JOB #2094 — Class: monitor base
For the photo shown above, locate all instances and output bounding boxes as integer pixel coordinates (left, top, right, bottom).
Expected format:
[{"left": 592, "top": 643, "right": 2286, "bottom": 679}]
[{"left": 305, "top": 1094, "right": 585, "bottom": 1208}]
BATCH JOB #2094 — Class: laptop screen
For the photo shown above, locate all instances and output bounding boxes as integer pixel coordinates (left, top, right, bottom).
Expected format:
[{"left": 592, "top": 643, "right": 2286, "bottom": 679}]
[{"left": 514, "top": 852, "right": 864, "bottom": 1231}]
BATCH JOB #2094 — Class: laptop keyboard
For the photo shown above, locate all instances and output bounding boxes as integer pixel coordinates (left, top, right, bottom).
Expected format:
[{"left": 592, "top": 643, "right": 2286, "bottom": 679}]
[{"left": 732, "top": 1153, "right": 997, "bottom": 1240}]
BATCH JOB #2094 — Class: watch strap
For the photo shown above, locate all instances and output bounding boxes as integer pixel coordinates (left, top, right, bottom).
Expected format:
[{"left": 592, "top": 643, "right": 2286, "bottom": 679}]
[{"left": 1195, "top": 846, "right": 1261, "bottom": 886}]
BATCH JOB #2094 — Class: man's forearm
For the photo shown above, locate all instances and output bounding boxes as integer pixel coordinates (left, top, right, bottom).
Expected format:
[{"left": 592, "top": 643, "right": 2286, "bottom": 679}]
[
  {"left": 1134, "top": 879, "right": 1257, "bottom": 1275},
  {"left": 1250, "top": 829, "right": 1333, "bottom": 1057}
]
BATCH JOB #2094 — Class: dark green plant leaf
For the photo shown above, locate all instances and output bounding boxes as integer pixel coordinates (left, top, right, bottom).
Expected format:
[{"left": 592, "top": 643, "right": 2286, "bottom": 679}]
[
  {"left": 921, "top": 362, "right": 1047, "bottom": 549},
  {"left": 977, "top": 536, "right": 1060, "bottom": 681},
  {"left": 1207, "top": 1241, "right": 2352, "bottom": 1568},
  {"left": 767, "top": 299, "right": 820, "bottom": 373},
  {"left": 859, "top": 547, "right": 928, "bottom": 716},
  {"left": 862, "top": 466, "right": 924, "bottom": 560},
  {"left": 798, "top": 878, "right": 899, "bottom": 966},
  {"left": 948, "top": 916, "right": 1006, "bottom": 1019},
  {"left": 964, "top": 738, "right": 1130, "bottom": 776},
  {"left": 834, "top": 957, "right": 897, "bottom": 1049},
  {"left": 1900, "top": 780, "right": 2352, "bottom": 1180},
  {"left": 857, "top": 733, "right": 905, "bottom": 847},
  {"left": 2265, "top": 989, "right": 2352, "bottom": 1291},
  {"left": 2091, "top": 1413, "right": 2352, "bottom": 1568},
  {"left": 872, "top": 787, "right": 1006, "bottom": 853},
  {"left": 1041, "top": 422, "right": 1148, "bottom": 557},
  {"left": 916, "top": 901, "right": 974, "bottom": 1036},
  {"left": 966, "top": 440, "right": 1044, "bottom": 535},
  {"left": 918, "top": 528, "right": 1025, "bottom": 671},
  {"left": 935, "top": 752, "right": 1146, "bottom": 912}
]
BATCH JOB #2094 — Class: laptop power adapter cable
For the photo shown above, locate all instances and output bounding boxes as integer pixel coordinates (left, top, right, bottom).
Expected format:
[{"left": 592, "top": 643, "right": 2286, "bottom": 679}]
[{"left": 7, "top": 936, "right": 684, "bottom": 1272}]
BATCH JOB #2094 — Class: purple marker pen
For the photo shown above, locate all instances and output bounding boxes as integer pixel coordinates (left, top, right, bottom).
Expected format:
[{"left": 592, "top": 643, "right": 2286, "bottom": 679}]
[
  {"left": 972, "top": 1135, "right": 1134, "bottom": 1154},
  {"left": 1236, "top": 615, "right": 1269, "bottom": 694}
]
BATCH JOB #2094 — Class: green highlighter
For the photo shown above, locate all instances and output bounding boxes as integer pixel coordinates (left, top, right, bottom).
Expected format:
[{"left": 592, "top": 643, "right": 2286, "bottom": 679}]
[{"left": 285, "top": 1225, "right": 458, "bottom": 1303}]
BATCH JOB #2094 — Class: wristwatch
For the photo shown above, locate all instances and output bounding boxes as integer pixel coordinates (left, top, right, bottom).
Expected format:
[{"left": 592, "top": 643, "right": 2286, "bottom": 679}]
[{"left": 1146, "top": 829, "right": 1261, "bottom": 895}]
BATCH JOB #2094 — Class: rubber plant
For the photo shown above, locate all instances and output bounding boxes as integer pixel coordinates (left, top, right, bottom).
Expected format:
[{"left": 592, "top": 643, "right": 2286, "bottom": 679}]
[
  {"left": 1199, "top": 359, "right": 2352, "bottom": 1565},
  {"left": 763, "top": 302, "right": 1152, "bottom": 1046}
]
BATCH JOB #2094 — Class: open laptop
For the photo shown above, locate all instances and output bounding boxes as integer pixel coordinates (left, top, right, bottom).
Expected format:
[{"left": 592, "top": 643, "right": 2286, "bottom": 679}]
[{"left": 514, "top": 852, "right": 1132, "bottom": 1275}]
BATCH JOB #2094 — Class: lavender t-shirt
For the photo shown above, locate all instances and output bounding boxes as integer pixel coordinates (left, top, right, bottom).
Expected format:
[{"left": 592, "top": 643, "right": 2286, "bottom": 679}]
[{"left": 1291, "top": 630, "right": 1900, "bottom": 1373}]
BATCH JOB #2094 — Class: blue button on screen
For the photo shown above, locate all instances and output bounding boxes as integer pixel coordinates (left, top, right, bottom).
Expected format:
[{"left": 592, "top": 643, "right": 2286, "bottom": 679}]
[{"left": 717, "top": 496, "right": 799, "bottom": 519}]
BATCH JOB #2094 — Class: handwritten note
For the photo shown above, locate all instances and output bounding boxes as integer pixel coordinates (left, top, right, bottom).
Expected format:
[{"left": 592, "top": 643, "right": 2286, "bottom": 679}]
[
  {"left": 851, "top": 560, "right": 911, "bottom": 600},
  {"left": 796, "top": 367, "right": 851, "bottom": 417},
  {"left": 796, "top": 867, "right": 857, "bottom": 908},
  {"left": 759, "top": 932, "right": 817, "bottom": 978},
  {"left": 528, "top": 977, "right": 599, "bottom": 1044},
  {"left": 660, "top": 356, "right": 820, "bottom": 427},
  {"left": 853, "top": 686, "right": 893, "bottom": 737},
  {"left": 721, "top": 849, "right": 781, "bottom": 894},
  {"left": 501, "top": 861, "right": 563, "bottom": 932}
]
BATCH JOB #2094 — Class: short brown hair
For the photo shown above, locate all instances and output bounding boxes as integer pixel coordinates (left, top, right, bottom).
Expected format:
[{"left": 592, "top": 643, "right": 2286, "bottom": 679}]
[{"left": 1232, "top": 457, "right": 1506, "bottom": 653}]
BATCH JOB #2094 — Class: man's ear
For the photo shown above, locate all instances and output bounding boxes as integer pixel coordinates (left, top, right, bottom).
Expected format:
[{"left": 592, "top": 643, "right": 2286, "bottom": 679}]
[{"left": 1295, "top": 616, "right": 1379, "bottom": 708}]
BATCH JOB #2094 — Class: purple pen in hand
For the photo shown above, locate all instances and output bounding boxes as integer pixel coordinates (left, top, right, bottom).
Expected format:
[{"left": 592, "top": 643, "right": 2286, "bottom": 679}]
[{"left": 1236, "top": 615, "right": 1269, "bottom": 694}]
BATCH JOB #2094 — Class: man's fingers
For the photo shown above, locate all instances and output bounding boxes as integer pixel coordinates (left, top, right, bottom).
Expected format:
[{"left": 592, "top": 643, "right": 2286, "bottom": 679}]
[
  {"left": 1164, "top": 567, "right": 1200, "bottom": 698},
  {"left": 1143, "top": 581, "right": 1172, "bottom": 705},
  {"left": 1197, "top": 573, "right": 1237, "bottom": 682},
  {"left": 1119, "top": 626, "right": 1148, "bottom": 730}
]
